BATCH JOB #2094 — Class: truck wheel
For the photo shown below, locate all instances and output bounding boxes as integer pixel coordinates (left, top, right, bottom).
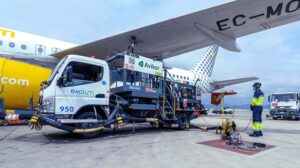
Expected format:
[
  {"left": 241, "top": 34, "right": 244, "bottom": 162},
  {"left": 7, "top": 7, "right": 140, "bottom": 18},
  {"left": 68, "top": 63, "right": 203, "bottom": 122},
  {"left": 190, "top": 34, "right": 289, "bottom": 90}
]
[
  {"left": 177, "top": 113, "right": 190, "bottom": 130},
  {"left": 75, "top": 112, "right": 103, "bottom": 139}
]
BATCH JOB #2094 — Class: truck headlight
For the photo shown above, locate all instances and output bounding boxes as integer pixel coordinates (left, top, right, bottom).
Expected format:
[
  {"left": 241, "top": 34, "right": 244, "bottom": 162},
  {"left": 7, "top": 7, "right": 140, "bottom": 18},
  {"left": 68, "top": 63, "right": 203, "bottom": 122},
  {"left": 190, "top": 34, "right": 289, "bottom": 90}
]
[{"left": 42, "top": 97, "right": 55, "bottom": 113}]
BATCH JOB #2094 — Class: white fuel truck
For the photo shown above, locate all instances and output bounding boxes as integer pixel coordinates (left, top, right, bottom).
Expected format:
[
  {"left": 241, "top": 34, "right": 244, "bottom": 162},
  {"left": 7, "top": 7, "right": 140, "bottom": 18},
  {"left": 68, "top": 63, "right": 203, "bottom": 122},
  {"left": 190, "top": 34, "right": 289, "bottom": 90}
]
[
  {"left": 268, "top": 92, "right": 300, "bottom": 120},
  {"left": 10, "top": 52, "right": 203, "bottom": 138}
]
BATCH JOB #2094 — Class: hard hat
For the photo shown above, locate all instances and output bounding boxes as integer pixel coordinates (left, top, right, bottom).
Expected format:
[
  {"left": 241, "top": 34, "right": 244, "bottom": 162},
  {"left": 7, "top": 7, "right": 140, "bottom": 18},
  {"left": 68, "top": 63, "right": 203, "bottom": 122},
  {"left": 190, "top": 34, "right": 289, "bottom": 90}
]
[{"left": 253, "top": 82, "right": 261, "bottom": 88}]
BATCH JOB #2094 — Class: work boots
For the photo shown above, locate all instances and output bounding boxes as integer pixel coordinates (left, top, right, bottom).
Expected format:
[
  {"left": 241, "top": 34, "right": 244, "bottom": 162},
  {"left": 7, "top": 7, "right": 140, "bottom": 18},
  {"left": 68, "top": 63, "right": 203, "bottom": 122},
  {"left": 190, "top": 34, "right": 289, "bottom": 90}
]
[{"left": 249, "top": 131, "right": 263, "bottom": 137}]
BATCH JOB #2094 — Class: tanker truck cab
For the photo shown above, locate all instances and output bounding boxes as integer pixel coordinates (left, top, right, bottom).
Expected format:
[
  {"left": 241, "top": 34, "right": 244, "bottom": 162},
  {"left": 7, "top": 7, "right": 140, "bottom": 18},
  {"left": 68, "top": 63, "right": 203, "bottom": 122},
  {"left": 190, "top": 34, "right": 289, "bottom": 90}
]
[
  {"left": 268, "top": 92, "right": 300, "bottom": 120},
  {"left": 40, "top": 55, "right": 110, "bottom": 119}
]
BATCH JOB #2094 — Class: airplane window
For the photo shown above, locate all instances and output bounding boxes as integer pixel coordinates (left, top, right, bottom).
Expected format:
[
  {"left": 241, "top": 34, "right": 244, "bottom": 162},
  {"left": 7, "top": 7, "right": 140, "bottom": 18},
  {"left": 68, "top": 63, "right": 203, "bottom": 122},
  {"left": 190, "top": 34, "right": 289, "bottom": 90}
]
[
  {"left": 21, "top": 44, "right": 27, "bottom": 50},
  {"left": 172, "top": 74, "right": 175, "bottom": 77},
  {"left": 187, "top": 77, "right": 189, "bottom": 80},
  {"left": 52, "top": 48, "right": 61, "bottom": 53},
  {"left": 184, "top": 77, "right": 186, "bottom": 80},
  {"left": 177, "top": 75, "right": 179, "bottom": 78},
  {"left": 38, "top": 47, "right": 43, "bottom": 53},
  {"left": 0, "top": 40, "right": 2, "bottom": 46},
  {"left": 180, "top": 76, "right": 182, "bottom": 79},
  {"left": 9, "top": 42, "right": 15, "bottom": 48}
]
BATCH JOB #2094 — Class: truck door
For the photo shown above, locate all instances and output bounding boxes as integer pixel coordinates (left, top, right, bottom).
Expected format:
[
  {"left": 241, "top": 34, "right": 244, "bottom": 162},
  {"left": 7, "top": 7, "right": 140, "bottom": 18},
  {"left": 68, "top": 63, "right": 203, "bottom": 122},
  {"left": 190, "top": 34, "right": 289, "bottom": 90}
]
[{"left": 54, "top": 61, "right": 109, "bottom": 114}]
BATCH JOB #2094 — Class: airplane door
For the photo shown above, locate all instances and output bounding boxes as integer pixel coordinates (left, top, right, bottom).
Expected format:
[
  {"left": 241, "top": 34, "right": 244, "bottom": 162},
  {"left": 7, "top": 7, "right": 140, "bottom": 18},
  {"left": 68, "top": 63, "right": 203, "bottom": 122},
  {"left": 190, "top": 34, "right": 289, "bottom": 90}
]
[{"left": 35, "top": 44, "right": 46, "bottom": 55}]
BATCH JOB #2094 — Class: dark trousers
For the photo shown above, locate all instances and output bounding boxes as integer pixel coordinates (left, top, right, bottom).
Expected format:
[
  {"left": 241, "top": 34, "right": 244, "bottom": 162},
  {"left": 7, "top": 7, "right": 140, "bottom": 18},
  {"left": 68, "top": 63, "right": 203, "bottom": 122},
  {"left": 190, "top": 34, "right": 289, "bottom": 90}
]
[{"left": 252, "top": 106, "right": 263, "bottom": 133}]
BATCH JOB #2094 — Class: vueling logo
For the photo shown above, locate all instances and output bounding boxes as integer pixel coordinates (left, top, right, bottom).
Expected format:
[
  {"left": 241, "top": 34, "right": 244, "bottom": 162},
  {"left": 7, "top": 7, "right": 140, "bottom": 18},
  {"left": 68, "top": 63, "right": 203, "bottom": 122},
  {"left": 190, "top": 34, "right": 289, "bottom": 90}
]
[
  {"left": 0, "top": 76, "right": 29, "bottom": 86},
  {"left": 138, "top": 61, "right": 159, "bottom": 70},
  {"left": 0, "top": 29, "right": 16, "bottom": 38}
]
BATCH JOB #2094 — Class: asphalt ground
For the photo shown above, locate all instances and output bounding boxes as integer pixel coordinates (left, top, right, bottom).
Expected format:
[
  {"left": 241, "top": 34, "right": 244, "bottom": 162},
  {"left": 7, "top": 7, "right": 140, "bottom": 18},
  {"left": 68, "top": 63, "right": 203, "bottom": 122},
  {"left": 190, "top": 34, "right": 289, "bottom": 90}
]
[{"left": 0, "top": 110, "right": 299, "bottom": 168}]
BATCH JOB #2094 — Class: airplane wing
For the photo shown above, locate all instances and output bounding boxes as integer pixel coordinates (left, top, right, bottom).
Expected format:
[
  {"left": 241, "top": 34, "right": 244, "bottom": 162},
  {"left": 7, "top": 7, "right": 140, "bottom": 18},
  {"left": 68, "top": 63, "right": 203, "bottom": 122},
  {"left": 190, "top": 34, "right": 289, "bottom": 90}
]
[
  {"left": 210, "top": 77, "right": 258, "bottom": 90},
  {"left": 53, "top": 0, "right": 300, "bottom": 60},
  {"left": 0, "top": 52, "right": 59, "bottom": 69},
  {"left": 0, "top": 52, "right": 59, "bottom": 68}
]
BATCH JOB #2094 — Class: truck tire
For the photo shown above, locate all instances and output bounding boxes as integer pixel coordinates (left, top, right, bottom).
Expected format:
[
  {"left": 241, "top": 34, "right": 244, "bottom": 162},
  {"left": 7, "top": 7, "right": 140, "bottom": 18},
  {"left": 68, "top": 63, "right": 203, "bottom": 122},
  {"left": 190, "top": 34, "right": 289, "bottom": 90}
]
[
  {"left": 177, "top": 112, "right": 190, "bottom": 130},
  {"left": 75, "top": 112, "right": 103, "bottom": 139}
]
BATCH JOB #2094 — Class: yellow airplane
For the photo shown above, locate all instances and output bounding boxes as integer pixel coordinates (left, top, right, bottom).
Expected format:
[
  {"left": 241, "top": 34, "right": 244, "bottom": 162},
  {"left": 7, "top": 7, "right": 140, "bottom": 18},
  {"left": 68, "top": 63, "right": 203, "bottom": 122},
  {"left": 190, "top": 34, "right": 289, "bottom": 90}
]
[
  {"left": 0, "top": 27, "right": 74, "bottom": 109},
  {"left": 0, "top": 58, "right": 51, "bottom": 108}
]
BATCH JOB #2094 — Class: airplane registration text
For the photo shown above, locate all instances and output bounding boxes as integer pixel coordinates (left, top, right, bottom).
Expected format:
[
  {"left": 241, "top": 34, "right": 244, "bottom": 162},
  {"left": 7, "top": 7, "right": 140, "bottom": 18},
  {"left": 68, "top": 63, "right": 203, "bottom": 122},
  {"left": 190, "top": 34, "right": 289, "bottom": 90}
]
[{"left": 217, "top": 0, "right": 300, "bottom": 31}]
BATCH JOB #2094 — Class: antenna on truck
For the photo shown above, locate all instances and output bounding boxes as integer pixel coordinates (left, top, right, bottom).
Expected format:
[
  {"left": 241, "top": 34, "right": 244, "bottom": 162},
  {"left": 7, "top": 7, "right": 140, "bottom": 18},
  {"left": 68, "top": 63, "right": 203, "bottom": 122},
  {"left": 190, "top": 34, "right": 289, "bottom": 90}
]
[{"left": 128, "top": 36, "right": 137, "bottom": 54}]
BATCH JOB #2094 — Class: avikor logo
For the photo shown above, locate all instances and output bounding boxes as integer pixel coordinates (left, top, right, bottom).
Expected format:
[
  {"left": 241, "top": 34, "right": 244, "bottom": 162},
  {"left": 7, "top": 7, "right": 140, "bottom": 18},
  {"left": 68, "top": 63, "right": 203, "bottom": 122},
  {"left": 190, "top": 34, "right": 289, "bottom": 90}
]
[
  {"left": 0, "top": 77, "right": 29, "bottom": 86},
  {"left": 139, "top": 61, "right": 160, "bottom": 71},
  {"left": 139, "top": 61, "right": 144, "bottom": 67}
]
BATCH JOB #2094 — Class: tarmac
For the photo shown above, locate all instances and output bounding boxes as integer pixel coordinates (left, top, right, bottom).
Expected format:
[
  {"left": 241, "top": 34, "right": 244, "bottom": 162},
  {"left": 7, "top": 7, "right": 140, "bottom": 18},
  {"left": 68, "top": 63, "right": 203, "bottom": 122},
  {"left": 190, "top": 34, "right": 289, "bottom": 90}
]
[{"left": 0, "top": 110, "right": 299, "bottom": 168}]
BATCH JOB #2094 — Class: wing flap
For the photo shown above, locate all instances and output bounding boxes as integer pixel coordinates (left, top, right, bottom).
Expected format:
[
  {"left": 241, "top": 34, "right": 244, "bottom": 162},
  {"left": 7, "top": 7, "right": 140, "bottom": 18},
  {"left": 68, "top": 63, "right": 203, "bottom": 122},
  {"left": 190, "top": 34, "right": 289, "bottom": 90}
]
[{"left": 210, "top": 77, "right": 258, "bottom": 90}]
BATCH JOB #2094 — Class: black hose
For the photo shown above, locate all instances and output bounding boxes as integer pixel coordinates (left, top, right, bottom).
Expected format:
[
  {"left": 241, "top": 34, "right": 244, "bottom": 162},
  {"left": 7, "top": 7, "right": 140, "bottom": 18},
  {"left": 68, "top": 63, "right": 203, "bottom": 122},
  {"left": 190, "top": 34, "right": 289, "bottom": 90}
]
[
  {"left": 1, "top": 113, "right": 34, "bottom": 120},
  {"left": 17, "top": 114, "right": 34, "bottom": 120},
  {"left": 122, "top": 116, "right": 172, "bottom": 128},
  {"left": 39, "top": 115, "right": 118, "bottom": 133},
  {"left": 39, "top": 115, "right": 74, "bottom": 132},
  {"left": 2, "top": 111, "right": 182, "bottom": 133},
  {"left": 0, "top": 112, "right": 6, "bottom": 120}
]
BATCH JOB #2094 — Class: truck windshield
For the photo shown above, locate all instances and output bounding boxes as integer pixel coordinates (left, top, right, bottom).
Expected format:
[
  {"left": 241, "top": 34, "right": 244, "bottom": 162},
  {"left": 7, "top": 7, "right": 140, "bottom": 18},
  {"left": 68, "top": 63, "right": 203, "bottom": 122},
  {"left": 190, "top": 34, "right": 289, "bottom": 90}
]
[
  {"left": 48, "top": 57, "right": 67, "bottom": 85},
  {"left": 272, "top": 94, "right": 296, "bottom": 102}
]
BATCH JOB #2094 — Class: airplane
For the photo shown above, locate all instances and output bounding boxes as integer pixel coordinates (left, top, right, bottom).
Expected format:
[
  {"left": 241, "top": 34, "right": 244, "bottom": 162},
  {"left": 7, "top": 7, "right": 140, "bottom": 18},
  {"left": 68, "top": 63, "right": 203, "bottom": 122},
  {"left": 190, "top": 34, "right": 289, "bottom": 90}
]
[{"left": 0, "top": 0, "right": 299, "bottom": 110}]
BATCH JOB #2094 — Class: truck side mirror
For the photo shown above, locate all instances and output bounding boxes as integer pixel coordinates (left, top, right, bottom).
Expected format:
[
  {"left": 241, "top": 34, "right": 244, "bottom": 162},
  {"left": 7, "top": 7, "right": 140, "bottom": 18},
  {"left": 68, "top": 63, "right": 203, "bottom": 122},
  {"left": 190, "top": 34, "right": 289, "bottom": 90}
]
[
  {"left": 57, "top": 66, "right": 73, "bottom": 87},
  {"left": 57, "top": 77, "right": 64, "bottom": 87}
]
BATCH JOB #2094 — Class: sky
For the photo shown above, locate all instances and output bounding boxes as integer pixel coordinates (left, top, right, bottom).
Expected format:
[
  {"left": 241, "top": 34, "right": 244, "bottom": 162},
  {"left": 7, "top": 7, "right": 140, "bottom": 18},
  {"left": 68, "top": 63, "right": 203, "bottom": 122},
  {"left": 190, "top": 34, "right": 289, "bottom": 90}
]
[{"left": 1, "top": 0, "right": 300, "bottom": 105}]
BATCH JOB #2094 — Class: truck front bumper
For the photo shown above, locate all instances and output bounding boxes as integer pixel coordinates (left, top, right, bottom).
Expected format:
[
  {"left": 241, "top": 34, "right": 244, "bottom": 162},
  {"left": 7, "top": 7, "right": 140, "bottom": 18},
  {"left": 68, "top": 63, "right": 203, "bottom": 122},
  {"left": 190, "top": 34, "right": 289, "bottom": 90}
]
[{"left": 268, "top": 110, "right": 300, "bottom": 120}]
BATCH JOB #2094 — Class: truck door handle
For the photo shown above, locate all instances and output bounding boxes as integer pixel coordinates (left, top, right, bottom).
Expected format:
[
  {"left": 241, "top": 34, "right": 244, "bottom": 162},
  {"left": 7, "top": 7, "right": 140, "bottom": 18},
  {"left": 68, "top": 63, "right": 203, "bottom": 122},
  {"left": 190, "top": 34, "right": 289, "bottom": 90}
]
[{"left": 96, "top": 94, "right": 105, "bottom": 98}]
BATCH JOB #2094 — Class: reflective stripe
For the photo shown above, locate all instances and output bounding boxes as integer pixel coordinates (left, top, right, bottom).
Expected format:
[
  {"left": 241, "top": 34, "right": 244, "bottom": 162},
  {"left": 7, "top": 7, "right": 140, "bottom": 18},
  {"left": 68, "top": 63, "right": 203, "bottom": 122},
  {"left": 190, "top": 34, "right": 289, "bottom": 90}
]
[
  {"left": 252, "top": 96, "right": 264, "bottom": 106},
  {"left": 252, "top": 122, "right": 262, "bottom": 131}
]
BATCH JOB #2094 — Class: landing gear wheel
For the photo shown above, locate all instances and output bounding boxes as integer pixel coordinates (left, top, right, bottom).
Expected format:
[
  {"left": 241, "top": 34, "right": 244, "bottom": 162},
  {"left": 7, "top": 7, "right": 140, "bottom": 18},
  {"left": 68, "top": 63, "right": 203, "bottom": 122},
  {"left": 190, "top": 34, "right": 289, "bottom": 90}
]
[
  {"left": 177, "top": 113, "right": 190, "bottom": 130},
  {"left": 75, "top": 112, "right": 103, "bottom": 139}
]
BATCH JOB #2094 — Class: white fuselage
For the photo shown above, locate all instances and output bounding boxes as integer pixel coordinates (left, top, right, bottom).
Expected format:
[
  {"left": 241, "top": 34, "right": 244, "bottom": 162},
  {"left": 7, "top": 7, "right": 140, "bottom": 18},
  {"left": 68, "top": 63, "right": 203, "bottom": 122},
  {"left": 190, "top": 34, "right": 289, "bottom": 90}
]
[
  {"left": 167, "top": 67, "right": 214, "bottom": 93},
  {"left": 0, "top": 27, "right": 76, "bottom": 56}
]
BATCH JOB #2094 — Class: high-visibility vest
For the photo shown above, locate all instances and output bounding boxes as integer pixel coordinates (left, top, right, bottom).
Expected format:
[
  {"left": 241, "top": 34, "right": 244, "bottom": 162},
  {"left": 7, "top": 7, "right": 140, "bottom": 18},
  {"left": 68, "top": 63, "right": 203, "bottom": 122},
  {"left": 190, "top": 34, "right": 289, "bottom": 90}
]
[{"left": 252, "top": 89, "right": 264, "bottom": 106}]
